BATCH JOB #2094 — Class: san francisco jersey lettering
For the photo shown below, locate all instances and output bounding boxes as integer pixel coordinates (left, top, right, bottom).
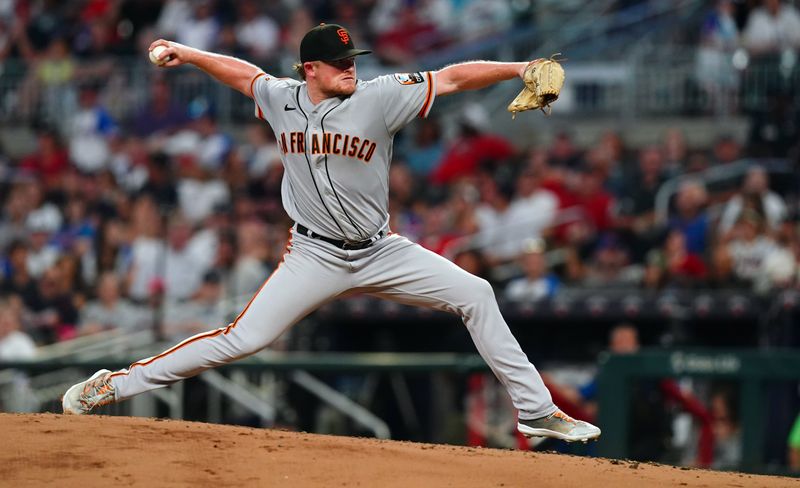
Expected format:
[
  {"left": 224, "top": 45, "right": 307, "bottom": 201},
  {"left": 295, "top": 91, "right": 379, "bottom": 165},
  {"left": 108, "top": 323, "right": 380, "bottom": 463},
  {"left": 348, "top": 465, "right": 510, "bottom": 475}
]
[{"left": 278, "top": 131, "right": 377, "bottom": 162}]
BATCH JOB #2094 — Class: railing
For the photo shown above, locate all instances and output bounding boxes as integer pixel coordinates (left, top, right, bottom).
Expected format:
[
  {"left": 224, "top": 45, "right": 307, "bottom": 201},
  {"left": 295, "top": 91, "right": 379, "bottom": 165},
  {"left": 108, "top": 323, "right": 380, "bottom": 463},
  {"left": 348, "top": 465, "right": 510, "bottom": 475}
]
[{"left": 653, "top": 158, "right": 795, "bottom": 225}]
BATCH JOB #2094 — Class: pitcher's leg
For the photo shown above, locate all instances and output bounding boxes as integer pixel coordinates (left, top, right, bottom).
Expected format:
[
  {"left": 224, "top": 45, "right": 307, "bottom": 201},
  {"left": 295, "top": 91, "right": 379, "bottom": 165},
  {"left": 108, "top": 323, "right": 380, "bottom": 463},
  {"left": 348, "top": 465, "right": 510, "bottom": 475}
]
[
  {"left": 110, "top": 246, "right": 347, "bottom": 401},
  {"left": 361, "top": 236, "right": 556, "bottom": 419}
]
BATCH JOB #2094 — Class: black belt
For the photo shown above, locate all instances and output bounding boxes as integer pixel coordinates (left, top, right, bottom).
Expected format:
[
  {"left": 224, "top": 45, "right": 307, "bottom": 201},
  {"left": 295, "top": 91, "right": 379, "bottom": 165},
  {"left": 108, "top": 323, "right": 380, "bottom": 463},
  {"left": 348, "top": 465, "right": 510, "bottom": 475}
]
[{"left": 296, "top": 223, "right": 385, "bottom": 250}]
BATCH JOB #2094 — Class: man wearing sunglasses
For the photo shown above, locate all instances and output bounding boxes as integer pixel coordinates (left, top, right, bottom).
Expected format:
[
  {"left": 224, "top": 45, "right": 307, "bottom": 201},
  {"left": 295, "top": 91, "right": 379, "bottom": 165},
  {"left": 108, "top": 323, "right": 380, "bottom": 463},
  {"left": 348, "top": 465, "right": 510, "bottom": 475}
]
[{"left": 63, "top": 23, "right": 600, "bottom": 445}]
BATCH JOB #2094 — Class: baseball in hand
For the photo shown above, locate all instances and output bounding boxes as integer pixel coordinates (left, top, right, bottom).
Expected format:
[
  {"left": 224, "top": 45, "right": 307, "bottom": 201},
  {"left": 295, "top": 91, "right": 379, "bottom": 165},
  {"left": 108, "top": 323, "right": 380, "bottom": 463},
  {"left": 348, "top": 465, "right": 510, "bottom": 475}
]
[{"left": 149, "top": 45, "right": 169, "bottom": 65}]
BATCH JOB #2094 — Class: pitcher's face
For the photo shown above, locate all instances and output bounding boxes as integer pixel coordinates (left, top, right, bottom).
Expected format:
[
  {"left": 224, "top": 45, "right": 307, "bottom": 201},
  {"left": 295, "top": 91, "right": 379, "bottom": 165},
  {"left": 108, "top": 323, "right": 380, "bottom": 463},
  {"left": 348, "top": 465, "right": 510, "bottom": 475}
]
[{"left": 310, "top": 58, "right": 357, "bottom": 97}]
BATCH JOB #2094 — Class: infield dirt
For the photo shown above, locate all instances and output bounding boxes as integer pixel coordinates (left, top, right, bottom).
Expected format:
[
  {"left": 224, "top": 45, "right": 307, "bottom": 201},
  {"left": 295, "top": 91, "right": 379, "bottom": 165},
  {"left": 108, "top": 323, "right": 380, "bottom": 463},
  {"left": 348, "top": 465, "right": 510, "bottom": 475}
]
[{"left": 1, "top": 413, "right": 798, "bottom": 487}]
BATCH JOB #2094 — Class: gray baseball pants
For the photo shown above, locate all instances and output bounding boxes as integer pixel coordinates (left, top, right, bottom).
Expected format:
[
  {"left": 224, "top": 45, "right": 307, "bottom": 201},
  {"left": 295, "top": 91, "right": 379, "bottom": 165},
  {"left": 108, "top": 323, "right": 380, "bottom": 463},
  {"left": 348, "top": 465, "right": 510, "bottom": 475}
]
[{"left": 109, "top": 227, "right": 557, "bottom": 420}]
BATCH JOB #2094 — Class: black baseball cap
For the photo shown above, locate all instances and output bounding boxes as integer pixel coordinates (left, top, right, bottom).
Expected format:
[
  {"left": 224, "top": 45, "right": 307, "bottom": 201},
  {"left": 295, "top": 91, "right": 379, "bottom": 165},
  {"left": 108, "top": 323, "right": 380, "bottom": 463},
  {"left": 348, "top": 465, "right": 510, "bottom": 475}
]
[{"left": 300, "top": 24, "right": 371, "bottom": 63}]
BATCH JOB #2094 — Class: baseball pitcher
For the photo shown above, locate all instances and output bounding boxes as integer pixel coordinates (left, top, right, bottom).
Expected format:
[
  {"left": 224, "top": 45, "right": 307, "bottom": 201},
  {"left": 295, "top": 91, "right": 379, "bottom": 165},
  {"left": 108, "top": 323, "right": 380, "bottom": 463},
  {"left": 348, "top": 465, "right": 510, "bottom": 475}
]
[{"left": 63, "top": 23, "right": 599, "bottom": 443}]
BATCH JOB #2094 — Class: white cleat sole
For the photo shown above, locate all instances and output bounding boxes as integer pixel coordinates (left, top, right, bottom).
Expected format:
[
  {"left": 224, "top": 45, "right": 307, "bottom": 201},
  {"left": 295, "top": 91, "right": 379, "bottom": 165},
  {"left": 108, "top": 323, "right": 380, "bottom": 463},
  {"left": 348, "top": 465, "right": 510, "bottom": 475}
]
[
  {"left": 62, "top": 369, "right": 112, "bottom": 415},
  {"left": 517, "top": 423, "right": 601, "bottom": 443}
]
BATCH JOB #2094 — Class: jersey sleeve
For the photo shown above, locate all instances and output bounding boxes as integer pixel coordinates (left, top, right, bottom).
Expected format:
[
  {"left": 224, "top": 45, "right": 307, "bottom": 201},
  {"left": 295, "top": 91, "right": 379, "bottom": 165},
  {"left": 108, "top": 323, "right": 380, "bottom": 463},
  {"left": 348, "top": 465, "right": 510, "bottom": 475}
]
[
  {"left": 375, "top": 71, "right": 436, "bottom": 134},
  {"left": 250, "top": 72, "right": 301, "bottom": 122}
]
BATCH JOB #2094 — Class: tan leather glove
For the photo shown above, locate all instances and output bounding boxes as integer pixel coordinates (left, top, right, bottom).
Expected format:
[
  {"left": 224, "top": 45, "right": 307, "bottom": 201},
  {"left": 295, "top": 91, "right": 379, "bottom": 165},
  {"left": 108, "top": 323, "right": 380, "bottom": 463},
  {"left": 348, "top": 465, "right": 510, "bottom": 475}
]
[{"left": 508, "top": 57, "right": 565, "bottom": 119}]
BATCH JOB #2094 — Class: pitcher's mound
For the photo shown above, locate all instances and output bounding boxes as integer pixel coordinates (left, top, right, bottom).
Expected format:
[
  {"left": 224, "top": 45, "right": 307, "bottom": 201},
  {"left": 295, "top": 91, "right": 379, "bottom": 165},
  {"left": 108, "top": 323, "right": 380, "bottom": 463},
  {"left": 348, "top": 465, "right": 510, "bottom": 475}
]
[{"left": 2, "top": 413, "right": 797, "bottom": 487}]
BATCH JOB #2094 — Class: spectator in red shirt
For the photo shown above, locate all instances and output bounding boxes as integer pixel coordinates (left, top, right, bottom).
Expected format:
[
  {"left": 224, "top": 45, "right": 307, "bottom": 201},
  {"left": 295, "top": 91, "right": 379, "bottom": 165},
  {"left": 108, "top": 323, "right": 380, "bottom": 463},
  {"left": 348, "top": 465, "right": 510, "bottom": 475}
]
[
  {"left": 430, "top": 104, "right": 515, "bottom": 185},
  {"left": 19, "top": 126, "right": 69, "bottom": 192},
  {"left": 556, "top": 167, "right": 615, "bottom": 246},
  {"left": 644, "top": 230, "right": 708, "bottom": 289}
]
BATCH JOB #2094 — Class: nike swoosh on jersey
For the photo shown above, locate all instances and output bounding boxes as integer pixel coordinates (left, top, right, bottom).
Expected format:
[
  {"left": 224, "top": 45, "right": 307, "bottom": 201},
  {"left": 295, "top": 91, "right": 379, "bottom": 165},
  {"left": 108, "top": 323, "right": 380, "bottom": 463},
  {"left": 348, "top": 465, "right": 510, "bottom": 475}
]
[{"left": 284, "top": 104, "right": 296, "bottom": 111}]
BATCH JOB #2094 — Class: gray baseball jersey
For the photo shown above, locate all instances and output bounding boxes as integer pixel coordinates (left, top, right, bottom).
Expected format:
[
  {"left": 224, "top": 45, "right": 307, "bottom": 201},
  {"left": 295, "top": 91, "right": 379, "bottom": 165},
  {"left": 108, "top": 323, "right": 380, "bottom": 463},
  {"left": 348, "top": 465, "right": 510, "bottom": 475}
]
[
  {"left": 251, "top": 70, "right": 435, "bottom": 241},
  {"left": 105, "top": 69, "right": 556, "bottom": 423}
]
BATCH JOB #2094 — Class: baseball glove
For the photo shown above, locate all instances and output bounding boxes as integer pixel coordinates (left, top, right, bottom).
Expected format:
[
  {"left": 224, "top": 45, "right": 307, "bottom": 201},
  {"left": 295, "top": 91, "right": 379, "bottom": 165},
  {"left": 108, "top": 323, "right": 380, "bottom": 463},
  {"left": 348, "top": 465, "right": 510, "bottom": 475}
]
[{"left": 507, "top": 56, "right": 565, "bottom": 119}]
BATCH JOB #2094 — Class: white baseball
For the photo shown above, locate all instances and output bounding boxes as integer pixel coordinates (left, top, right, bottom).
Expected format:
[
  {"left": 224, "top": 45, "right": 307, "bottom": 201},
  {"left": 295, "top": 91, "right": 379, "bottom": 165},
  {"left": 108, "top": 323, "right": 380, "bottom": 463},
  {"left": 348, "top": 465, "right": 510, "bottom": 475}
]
[{"left": 149, "top": 45, "right": 169, "bottom": 65}]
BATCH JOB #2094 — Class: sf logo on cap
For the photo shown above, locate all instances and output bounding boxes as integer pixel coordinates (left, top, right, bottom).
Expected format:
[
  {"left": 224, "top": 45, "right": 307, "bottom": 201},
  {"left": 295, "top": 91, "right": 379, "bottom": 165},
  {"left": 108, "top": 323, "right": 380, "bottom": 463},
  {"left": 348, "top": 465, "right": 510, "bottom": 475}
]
[{"left": 337, "top": 28, "right": 350, "bottom": 44}]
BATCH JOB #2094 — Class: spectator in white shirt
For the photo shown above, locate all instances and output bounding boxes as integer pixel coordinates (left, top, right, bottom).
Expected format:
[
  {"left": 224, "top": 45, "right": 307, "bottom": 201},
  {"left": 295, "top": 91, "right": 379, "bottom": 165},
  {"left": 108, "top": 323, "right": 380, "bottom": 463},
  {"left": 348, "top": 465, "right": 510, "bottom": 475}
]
[
  {"left": 0, "top": 296, "right": 36, "bottom": 360},
  {"left": 175, "top": 0, "right": 219, "bottom": 52},
  {"left": 505, "top": 238, "right": 560, "bottom": 302},
  {"left": 78, "top": 272, "right": 149, "bottom": 336},
  {"left": 718, "top": 166, "right": 787, "bottom": 236},
  {"left": 742, "top": 0, "right": 800, "bottom": 55},
  {"left": 234, "top": 0, "right": 280, "bottom": 61},
  {"left": 714, "top": 210, "right": 777, "bottom": 287}
]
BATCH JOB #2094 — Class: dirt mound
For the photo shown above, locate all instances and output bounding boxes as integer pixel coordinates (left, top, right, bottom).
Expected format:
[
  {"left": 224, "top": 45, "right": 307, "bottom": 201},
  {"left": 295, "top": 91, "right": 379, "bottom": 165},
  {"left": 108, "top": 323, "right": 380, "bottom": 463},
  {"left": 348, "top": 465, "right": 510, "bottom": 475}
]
[{"left": 1, "top": 413, "right": 797, "bottom": 487}]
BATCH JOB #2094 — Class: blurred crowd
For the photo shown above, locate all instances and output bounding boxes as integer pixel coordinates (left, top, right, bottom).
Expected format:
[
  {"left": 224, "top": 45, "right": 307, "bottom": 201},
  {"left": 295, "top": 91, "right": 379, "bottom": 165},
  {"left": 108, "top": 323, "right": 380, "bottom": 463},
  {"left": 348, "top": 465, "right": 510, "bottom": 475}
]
[
  {"left": 0, "top": 0, "right": 532, "bottom": 69},
  {"left": 695, "top": 0, "right": 800, "bottom": 125},
  {"left": 0, "top": 0, "right": 798, "bottom": 357},
  {"left": 1, "top": 99, "right": 798, "bottom": 351}
]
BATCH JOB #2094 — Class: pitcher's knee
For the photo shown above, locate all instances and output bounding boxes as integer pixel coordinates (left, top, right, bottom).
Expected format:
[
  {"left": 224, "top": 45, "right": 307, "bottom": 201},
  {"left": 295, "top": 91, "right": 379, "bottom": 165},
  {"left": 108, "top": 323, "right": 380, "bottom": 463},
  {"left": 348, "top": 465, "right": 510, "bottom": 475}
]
[
  {"left": 222, "top": 323, "right": 279, "bottom": 357},
  {"left": 460, "top": 276, "right": 496, "bottom": 304}
]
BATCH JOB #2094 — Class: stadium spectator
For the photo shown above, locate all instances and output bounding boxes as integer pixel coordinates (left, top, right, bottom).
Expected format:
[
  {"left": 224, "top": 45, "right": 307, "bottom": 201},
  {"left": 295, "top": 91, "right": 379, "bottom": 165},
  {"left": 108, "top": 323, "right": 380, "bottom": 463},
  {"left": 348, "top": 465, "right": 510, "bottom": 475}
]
[
  {"left": 18, "top": 126, "right": 69, "bottom": 192},
  {"left": 430, "top": 104, "right": 515, "bottom": 185},
  {"left": 712, "top": 210, "right": 777, "bottom": 289},
  {"left": 126, "top": 194, "right": 166, "bottom": 301},
  {"left": 388, "top": 163, "right": 424, "bottom": 241},
  {"left": 68, "top": 82, "right": 118, "bottom": 173},
  {"left": 238, "top": 123, "right": 281, "bottom": 178},
  {"left": 160, "top": 211, "right": 215, "bottom": 302},
  {"left": 504, "top": 238, "right": 560, "bottom": 301},
  {"left": 505, "top": 166, "right": 558, "bottom": 250},
  {"left": 108, "top": 136, "right": 150, "bottom": 194},
  {"left": 452, "top": 249, "right": 491, "bottom": 282},
  {"left": 139, "top": 151, "right": 178, "bottom": 208},
  {"left": 668, "top": 180, "right": 710, "bottom": 255},
  {"left": 473, "top": 175, "right": 518, "bottom": 264},
  {"left": 372, "top": 3, "right": 445, "bottom": 65},
  {"left": 549, "top": 131, "right": 583, "bottom": 169},
  {"left": 400, "top": 117, "right": 445, "bottom": 177},
  {"left": 0, "top": 184, "right": 34, "bottom": 252},
  {"left": 418, "top": 204, "right": 460, "bottom": 256},
  {"left": 742, "top": 0, "right": 800, "bottom": 56},
  {"left": 574, "top": 167, "right": 615, "bottom": 239},
  {"left": 718, "top": 166, "right": 787, "bottom": 236},
  {"left": 156, "top": 0, "right": 193, "bottom": 38},
  {"left": 708, "top": 388, "right": 742, "bottom": 470},
  {"left": 214, "top": 22, "right": 247, "bottom": 59},
  {"left": 16, "top": 37, "right": 79, "bottom": 121},
  {"left": 226, "top": 219, "right": 271, "bottom": 298},
  {"left": 174, "top": 0, "right": 219, "bottom": 52},
  {"left": 569, "top": 233, "right": 642, "bottom": 288},
  {"left": 711, "top": 134, "right": 742, "bottom": 165},
  {"left": 0, "top": 296, "right": 36, "bottom": 360},
  {"left": 24, "top": 207, "right": 61, "bottom": 279},
  {"left": 25, "top": 264, "right": 79, "bottom": 344},
  {"left": 129, "top": 75, "right": 188, "bottom": 137},
  {"left": 175, "top": 151, "right": 230, "bottom": 224},
  {"left": 95, "top": 218, "right": 132, "bottom": 277},
  {"left": 54, "top": 253, "right": 89, "bottom": 303},
  {"left": 161, "top": 269, "right": 227, "bottom": 341},
  {"left": 234, "top": 0, "right": 280, "bottom": 61},
  {"left": 78, "top": 271, "right": 148, "bottom": 336},
  {"left": 0, "top": 240, "right": 38, "bottom": 306},
  {"left": 644, "top": 230, "right": 708, "bottom": 290},
  {"left": 616, "top": 145, "right": 668, "bottom": 255},
  {"left": 182, "top": 101, "right": 233, "bottom": 172},
  {"left": 662, "top": 128, "right": 689, "bottom": 179},
  {"left": 456, "top": 0, "right": 512, "bottom": 42},
  {"left": 695, "top": 0, "right": 740, "bottom": 116}
]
